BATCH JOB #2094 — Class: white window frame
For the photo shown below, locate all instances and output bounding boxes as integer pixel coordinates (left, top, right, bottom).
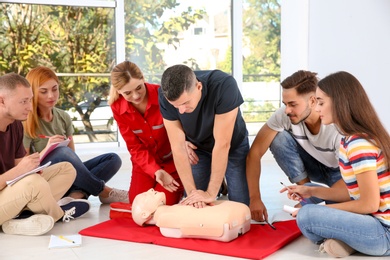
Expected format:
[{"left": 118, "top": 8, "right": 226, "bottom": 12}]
[{"left": 2, "top": 0, "right": 243, "bottom": 148}]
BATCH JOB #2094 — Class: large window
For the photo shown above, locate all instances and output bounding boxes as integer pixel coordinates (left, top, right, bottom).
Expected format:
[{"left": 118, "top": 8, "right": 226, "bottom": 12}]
[
  {"left": 122, "top": 0, "right": 231, "bottom": 80},
  {"left": 241, "top": 0, "right": 281, "bottom": 135},
  {"left": 1, "top": 0, "right": 281, "bottom": 144},
  {"left": 1, "top": 2, "right": 116, "bottom": 143}
]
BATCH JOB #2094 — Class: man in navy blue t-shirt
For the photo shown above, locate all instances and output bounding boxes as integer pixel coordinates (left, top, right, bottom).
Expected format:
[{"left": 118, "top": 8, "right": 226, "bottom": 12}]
[{"left": 159, "top": 64, "right": 249, "bottom": 207}]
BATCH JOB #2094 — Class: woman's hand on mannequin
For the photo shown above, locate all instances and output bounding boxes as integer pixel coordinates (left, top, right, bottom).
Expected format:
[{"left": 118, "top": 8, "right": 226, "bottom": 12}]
[
  {"left": 155, "top": 169, "right": 180, "bottom": 192},
  {"left": 185, "top": 141, "right": 199, "bottom": 165}
]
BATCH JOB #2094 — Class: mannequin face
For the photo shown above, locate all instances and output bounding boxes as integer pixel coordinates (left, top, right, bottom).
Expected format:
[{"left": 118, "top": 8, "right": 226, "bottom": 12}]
[
  {"left": 140, "top": 188, "right": 166, "bottom": 209},
  {"left": 132, "top": 189, "right": 166, "bottom": 226}
]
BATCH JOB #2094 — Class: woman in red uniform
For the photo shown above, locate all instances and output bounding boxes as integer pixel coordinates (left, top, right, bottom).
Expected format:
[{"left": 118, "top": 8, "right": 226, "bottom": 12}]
[{"left": 109, "top": 61, "right": 183, "bottom": 205}]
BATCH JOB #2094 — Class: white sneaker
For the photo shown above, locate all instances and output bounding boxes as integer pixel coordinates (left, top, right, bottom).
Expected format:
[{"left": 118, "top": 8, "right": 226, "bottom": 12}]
[
  {"left": 2, "top": 214, "right": 54, "bottom": 236},
  {"left": 99, "top": 188, "right": 129, "bottom": 204}
]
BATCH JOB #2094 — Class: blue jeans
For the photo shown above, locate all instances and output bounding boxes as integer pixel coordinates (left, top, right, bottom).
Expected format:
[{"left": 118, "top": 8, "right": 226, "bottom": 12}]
[
  {"left": 297, "top": 204, "right": 390, "bottom": 256},
  {"left": 41, "top": 146, "right": 122, "bottom": 197},
  {"left": 191, "top": 136, "right": 250, "bottom": 205},
  {"left": 270, "top": 130, "right": 341, "bottom": 186}
]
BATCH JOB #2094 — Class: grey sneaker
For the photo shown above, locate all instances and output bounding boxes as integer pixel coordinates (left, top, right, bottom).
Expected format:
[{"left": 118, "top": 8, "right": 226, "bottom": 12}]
[
  {"left": 2, "top": 214, "right": 54, "bottom": 236},
  {"left": 99, "top": 188, "right": 129, "bottom": 204},
  {"left": 319, "top": 239, "right": 355, "bottom": 258}
]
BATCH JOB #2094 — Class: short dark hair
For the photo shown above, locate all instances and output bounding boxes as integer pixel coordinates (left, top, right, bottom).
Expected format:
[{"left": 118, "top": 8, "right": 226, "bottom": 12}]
[
  {"left": 0, "top": 73, "right": 30, "bottom": 93},
  {"left": 160, "top": 64, "right": 196, "bottom": 101},
  {"left": 281, "top": 70, "right": 318, "bottom": 95}
]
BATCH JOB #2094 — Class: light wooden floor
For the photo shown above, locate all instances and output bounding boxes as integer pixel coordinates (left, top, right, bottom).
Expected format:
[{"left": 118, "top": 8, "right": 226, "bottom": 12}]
[{"left": 0, "top": 145, "right": 376, "bottom": 259}]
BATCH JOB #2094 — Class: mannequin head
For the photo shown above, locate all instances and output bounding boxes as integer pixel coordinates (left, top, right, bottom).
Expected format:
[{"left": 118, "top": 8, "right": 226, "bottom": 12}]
[{"left": 132, "top": 188, "right": 166, "bottom": 226}]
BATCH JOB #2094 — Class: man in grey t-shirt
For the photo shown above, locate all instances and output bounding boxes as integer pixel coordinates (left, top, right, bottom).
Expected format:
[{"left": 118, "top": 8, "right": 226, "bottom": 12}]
[{"left": 246, "top": 70, "right": 342, "bottom": 222}]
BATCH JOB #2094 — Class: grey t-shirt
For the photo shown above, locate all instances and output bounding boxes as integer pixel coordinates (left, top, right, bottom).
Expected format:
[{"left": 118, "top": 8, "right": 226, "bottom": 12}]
[{"left": 267, "top": 106, "right": 342, "bottom": 168}]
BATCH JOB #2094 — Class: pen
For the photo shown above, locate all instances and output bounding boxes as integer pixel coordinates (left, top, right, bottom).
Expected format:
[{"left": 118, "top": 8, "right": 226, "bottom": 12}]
[
  {"left": 264, "top": 219, "right": 276, "bottom": 230},
  {"left": 280, "top": 182, "right": 307, "bottom": 203},
  {"left": 30, "top": 142, "right": 36, "bottom": 154},
  {"left": 58, "top": 235, "right": 75, "bottom": 244}
]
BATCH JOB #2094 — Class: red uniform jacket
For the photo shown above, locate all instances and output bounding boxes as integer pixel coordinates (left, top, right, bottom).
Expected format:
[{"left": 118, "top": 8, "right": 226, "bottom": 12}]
[{"left": 111, "top": 83, "right": 175, "bottom": 178}]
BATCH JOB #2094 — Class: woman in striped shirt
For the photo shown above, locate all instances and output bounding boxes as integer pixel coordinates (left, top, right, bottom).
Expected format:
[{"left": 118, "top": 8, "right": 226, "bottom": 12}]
[{"left": 282, "top": 71, "right": 390, "bottom": 258}]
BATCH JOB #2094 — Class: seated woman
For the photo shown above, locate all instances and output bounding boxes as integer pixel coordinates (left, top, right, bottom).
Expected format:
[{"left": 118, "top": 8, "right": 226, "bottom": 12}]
[
  {"left": 23, "top": 66, "right": 128, "bottom": 204},
  {"left": 132, "top": 188, "right": 251, "bottom": 242}
]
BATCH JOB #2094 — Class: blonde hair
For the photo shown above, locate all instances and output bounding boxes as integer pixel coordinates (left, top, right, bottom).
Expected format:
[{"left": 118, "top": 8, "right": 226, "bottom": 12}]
[
  {"left": 108, "top": 61, "right": 144, "bottom": 105},
  {"left": 23, "top": 66, "right": 59, "bottom": 138}
]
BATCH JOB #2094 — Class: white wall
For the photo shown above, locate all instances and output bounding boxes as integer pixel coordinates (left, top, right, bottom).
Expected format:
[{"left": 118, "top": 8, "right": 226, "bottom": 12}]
[{"left": 281, "top": 0, "right": 390, "bottom": 130}]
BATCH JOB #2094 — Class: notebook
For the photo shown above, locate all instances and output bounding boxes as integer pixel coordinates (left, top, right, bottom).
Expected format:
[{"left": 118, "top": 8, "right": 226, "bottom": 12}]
[
  {"left": 48, "top": 234, "right": 82, "bottom": 249},
  {"left": 251, "top": 209, "right": 295, "bottom": 225},
  {"left": 40, "top": 138, "right": 71, "bottom": 162},
  {"left": 6, "top": 161, "right": 52, "bottom": 186}
]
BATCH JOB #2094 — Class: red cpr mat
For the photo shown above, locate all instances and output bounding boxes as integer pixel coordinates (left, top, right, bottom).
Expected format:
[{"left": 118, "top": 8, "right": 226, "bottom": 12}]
[{"left": 79, "top": 218, "right": 301, "bottom": 259}]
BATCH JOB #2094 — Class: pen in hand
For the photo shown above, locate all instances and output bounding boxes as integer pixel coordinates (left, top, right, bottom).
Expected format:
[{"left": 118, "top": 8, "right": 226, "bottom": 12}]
[
  {"left": 280, "top": 182, "right": 307, "bottom": 203},
  {"left": 30, "top": 144, "right": 36, "bottom": 154}
]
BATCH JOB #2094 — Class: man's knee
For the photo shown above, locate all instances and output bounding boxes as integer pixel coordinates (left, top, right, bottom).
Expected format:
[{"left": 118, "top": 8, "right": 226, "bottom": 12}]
[
  {"left": 18, "top": 174, "right": 50, "bottom": 194},
  {"left": 270, "top": 131, "right": 296, "bottom": 152},
  {"left": 58, "top": 161, "right": 76, "bottom": 173},
  {"left": 44, "top": 162, "right": 76, "bottom": 184}
]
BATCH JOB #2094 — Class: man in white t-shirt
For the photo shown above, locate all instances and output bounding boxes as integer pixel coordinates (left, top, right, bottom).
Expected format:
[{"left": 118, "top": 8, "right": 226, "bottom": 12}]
[{"left": 246, "top": 70, "right": 343, "bottom": 222}]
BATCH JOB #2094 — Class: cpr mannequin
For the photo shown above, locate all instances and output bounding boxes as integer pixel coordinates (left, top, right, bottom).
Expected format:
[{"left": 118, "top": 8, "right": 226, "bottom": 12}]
[{"left": 132, "top": 188, "right": 251, "bottom": 242}]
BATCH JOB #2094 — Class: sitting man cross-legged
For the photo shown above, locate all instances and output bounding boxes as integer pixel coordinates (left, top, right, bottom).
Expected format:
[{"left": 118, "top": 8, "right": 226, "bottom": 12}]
[{"left": 0, "top": 73, "right": 90, "bottom": 236}]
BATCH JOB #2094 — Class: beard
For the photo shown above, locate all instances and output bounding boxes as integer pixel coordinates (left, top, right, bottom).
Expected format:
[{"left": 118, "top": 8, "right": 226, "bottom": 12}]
[{"left": 288, "top": 106, "right": 312, "bottom": 125}]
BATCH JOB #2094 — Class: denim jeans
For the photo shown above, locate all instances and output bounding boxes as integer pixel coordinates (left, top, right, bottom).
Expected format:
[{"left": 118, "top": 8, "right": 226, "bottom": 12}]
[
  {"left": 297, "top": 204, "right": 390, "bottom": 256},
  {"left": 191, "top": 136, "right": 250, "bottom": 205},
  {"left": 269, "top": 130, "right": 341, "bottom": 186},
  {"left": 41, "top": 146, "right": 122, "bottom": 197}
]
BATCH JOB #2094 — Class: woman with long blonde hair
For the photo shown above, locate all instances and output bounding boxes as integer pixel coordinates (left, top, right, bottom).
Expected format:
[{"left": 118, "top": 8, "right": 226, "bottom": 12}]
[{"left": 109, "top": 61, "right": 183, "bottom": 205}]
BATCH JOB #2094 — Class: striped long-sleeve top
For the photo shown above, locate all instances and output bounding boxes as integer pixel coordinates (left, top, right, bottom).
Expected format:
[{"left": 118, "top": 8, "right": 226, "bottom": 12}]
[{"left": 340, "top": 135, "right": 390, "bottom": 226}]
